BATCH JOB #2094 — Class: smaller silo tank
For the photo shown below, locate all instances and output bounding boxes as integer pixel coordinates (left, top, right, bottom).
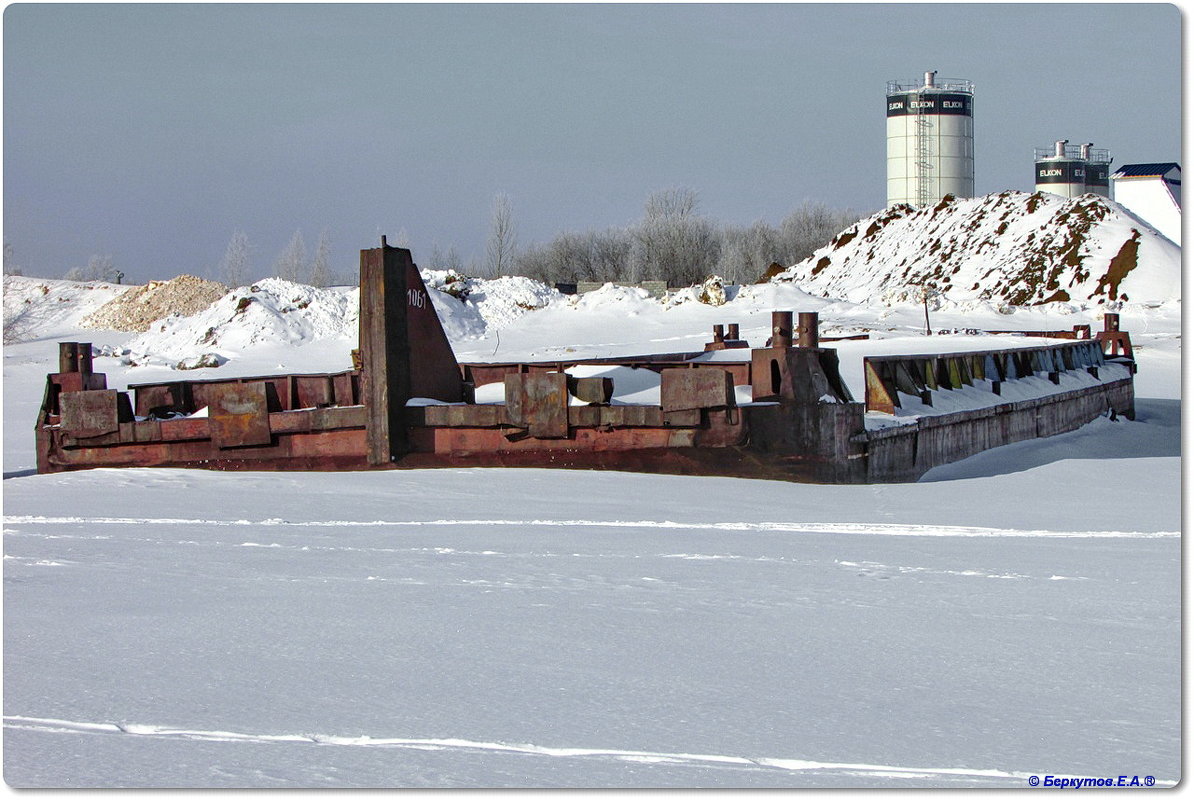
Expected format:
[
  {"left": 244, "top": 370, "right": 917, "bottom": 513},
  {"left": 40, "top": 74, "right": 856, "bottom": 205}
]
[
  {"left": 1080, "top": 143, "right": 1113, "bottom": 198},
  {"left": 1034, "top": 140, "right": 1088, "bottom": 198}
]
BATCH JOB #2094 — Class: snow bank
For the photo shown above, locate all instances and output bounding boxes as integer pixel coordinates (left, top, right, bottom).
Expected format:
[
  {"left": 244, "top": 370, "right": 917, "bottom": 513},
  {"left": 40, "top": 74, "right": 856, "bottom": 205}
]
[
  {"left": 3, "top": 275, "right": 133, "bottom": 343},
  {"left": 422, "top": 270, "right": 563, "bottom": 330},
  {"left": 123, "top": 279, "right": 359, "bottom": 367}
]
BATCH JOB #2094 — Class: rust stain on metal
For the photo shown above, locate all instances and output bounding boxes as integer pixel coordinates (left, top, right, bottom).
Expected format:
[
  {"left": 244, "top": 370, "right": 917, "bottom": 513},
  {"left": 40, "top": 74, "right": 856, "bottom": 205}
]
[
  {"left": 863, "top": 361, "right": 896, "bottom": 414},
  {"left": 209, "top": 381, "right": 271, "bottom": 448},
  {"left": 59, "top": 390, "right": 121, "bottom": 439},
  {"left": 568, "top": 376, "right": 614, "bottom": 405},
  {"left": 505, "top": 373, "right": 569, "bottom": 439}
]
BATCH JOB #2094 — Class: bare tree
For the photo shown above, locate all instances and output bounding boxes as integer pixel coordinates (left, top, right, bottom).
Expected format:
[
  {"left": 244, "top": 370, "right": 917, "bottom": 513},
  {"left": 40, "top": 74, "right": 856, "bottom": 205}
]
[
  {"left": 3, "top": 301, "right": 36, "bottom": 344},
  {"left": 310, "top": 230, "right": 332, "bottom": 287},
  {"left": 93, "top": 255, "right": 114, "bottom": 280},
  {"left": 590, "top": 228, "right": 632, "bottom": 282},
  {"left": 717, "top": 221, "right": 784, "bottom": 285},
  {"left": 644, "top": 187, "right": 699, "bottom": 221},
  {"left": 3, "top": 241, "right": 21, "bottom": 276},
  {"left": 485, "top": 193, "right": 518, "bottom": 277},
  {"left": 779, "top": 202, "right": 863, "bottom": 264},
  {"left": 65, "top": 255, "right": 118, "bottom": 282},
  {"left": 219, "top": 230, "right": 251, "bottom": 288},
  {"left": 274, "top": 230, "right": 306, "bottom": 282},
  {"left": 443, "top": 246, "right": 463, "bottom": 273},
  {"left": 631, "top": 188, "right": 720, "bottom": 286},
  {"left": 499, "top": 190, "right": 860, "bottom": 288},
  {"left": 427, "top": 242, "right": 465, "bottom": 273}
]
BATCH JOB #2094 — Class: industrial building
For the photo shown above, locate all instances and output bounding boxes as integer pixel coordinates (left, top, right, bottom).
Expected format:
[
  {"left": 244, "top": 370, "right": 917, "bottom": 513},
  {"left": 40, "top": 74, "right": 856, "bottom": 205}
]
[
  {"left": 1111, "top": 163, "right": 1182, "bottom": 245},
  {"left": 1033, "top": 140, "right": 1112, "bottom": 198},
  {"left": 886, "top": 71, "right": 974, "bottom": 207}
]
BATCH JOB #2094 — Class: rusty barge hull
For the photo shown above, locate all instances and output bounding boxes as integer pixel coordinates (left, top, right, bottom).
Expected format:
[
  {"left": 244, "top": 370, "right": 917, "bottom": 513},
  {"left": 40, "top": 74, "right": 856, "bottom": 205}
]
[{"left": 35, "top": 242, "right": 1137, "bottom": 484}]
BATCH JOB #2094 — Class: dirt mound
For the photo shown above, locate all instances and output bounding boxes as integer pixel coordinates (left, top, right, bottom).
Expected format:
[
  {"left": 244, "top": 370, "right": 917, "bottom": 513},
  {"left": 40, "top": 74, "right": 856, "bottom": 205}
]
[{"left": 82, "top": 275, "right": 229, "bottom": 332}]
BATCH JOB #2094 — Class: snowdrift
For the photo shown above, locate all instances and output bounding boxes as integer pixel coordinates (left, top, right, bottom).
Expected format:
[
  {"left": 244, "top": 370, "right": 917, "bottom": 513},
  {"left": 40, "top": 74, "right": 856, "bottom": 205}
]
[
  {"left": 773, "top": 191, "right": 1181, "bottom": 306},
  {"left": 3, "top": 275, "right": 133, "bottom": 343}
]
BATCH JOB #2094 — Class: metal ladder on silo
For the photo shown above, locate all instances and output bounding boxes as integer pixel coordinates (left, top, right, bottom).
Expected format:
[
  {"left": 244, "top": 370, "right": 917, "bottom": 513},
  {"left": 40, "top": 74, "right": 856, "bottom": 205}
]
[{"left": 914, "top": 89, "right": 933, "bottom": 207}]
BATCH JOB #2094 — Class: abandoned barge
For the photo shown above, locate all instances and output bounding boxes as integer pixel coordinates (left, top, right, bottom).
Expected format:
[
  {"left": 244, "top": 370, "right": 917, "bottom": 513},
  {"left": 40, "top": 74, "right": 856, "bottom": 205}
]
[{"left": 35, "top": 240, "right": 1137, "bottom": 483}]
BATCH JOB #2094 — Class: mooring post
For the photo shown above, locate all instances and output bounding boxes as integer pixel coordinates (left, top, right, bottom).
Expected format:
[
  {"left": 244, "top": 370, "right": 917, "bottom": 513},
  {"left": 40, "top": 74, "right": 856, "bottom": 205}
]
[
  {"left": 727, "top": 323, "right": 740, "bottom": 341},
  {"left": 712, "top": 324, "right": 725, "bottom": 343},
  {"left": 359, "top": 239, "right": 412, "bottom": 465},
  {"left": 77, "top": 343, "right": 93, "bottom": 376},
  {"left": 58, "top": 342, "right": 79, "bottom": 374},
  {"left": 1104, "top": 312, "right": 1121, "bottom": 332},
  {"left": 797, "top": 312, "right": 819, "bottom": 348},
  {"left": 771, "top": 311, "right": 793, "bottom": 349}
]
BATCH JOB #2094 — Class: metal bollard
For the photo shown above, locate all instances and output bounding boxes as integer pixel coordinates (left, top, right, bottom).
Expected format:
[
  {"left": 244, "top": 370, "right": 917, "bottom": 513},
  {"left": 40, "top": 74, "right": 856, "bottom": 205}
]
[
  {"left": 797, "top": 312, "right": 819, "bottom": 348},
  {"left": 58, "top": 342, "right": 79, "bottom": 374},
  {"left": 771, "top": 311, "right": 793, "bottom": 349},
  {"left": 77, "top": 343, "right": 93, "bottom": 375}
]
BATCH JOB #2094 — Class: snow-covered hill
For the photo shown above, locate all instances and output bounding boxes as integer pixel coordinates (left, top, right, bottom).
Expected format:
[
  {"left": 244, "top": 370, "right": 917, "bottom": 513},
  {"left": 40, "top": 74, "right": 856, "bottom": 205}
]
[
  {"left": 773, "top": 192, "right": 1181, "bottom": 307},
  {"left": 3, "top": 275, "right": 133, "bottom": 344}
]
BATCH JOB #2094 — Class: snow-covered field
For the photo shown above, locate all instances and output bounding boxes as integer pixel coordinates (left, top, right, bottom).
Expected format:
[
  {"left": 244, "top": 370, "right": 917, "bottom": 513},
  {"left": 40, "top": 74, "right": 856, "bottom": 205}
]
[{"left": 2, "top": 274, "right": 1180, "bottom": 787}]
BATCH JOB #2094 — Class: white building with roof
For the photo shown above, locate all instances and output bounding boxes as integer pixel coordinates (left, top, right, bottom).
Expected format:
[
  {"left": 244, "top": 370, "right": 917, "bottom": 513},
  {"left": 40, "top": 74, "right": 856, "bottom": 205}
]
[{"left": 1111, "top": 163, "right": 1181, "bottom": 245}]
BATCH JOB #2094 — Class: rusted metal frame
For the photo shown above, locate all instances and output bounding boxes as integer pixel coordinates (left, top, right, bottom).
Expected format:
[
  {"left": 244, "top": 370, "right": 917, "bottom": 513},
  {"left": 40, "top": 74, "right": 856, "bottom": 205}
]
[
  {"left": 867, "top": 339, "right": 1106, "bottom": 412},
  {"left": 872, "top": 340, "right": 1092, "bottom": 367},
  {"left": 892, "top": 361, "right": 920, "bottom": 397},
  {"left": 269, "top": 406, "right": 368, "bottom": 434},
  {"left": 130, "top": 371, "right": 358, "bottom": 418},
  {"left": 945, "top": 357, "right": 963, "bottom": 389},
  {"left": 660, "top": 368, "right": 736, "bottom": 426},
  {"left": 48, "top": 424, "right": 372, "bottom": 472},
  {"left": 919, "top": 358, "right": 937, "bottom": 390},
  {"left": 1096, "top": 331, "right": 1133, "bottom": 360},
  {"left": 460, "top": 353, "right": 712, "bottom": 388},
  {"left": 411, "top": 404, "right": 679, "bottom": 431},
  {"left": 957, "top": 356, "right": 973, "bottom": 386},
  {"left": 814, "top": 350, "right": 855, "bottom": 403},
  {"left": 58, "top": 389, "right": 134, "bottom": 440},
  {"left": 292, "top": 374, "right": 334, "bottom": 409},
  {"left": 983, "top": 327, "right": 1091, "bottom": 340},
  {"left": 567, "top": 376, "right": 614, "bottom": 404},
  {"left": 703, "top": 322, "right": 748, "bottom": 350}
]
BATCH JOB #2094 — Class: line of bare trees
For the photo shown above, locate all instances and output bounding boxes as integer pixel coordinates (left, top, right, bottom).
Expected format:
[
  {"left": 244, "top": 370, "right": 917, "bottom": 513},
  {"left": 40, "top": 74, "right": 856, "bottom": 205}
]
[
  {"left": 36, "top": 188, "right": 860, "bottom": 291},
  {"left": 458, "top": 188, "right": 864, "bottom": 287},
  {"left": 216, "top": 228, "right": 338, "bottom": 288}
]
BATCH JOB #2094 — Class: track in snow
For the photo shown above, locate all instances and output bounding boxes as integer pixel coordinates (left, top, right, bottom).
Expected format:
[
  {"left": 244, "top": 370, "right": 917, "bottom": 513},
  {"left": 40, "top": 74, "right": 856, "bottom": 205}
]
[
  {"left": 3, "top": 715, "right": 1045, "bottom": 783},
  {"left": 4, "top": 515, "right": 1177, "bottom": 539}
]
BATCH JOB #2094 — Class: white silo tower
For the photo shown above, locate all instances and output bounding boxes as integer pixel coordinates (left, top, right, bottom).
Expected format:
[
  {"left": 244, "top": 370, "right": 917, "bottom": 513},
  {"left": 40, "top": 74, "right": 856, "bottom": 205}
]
[
  {"left": 1034, "top": 141, "right": 1113, "bottom": 198},
  {"left": 1034, "top": 139, "right": 1087, "bottom": 198},
  {"left": 886, "top": 71, "right": 975, "bottom": 207}
]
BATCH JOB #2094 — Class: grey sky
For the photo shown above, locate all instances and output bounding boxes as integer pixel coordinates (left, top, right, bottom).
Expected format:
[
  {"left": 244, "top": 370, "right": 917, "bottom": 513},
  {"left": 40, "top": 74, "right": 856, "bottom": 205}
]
[{"left": 3, "top": 3, "right": 1181, "bottom": 283}]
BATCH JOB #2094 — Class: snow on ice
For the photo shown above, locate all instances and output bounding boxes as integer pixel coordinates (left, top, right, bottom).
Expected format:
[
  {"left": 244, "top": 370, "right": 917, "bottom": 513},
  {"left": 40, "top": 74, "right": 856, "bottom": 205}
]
[{"left": 1, "top": 239, "right": 1181, "bottom": 787}]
